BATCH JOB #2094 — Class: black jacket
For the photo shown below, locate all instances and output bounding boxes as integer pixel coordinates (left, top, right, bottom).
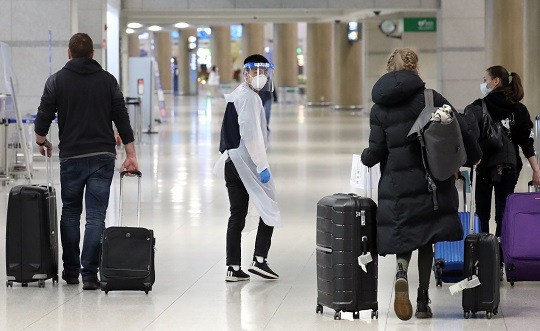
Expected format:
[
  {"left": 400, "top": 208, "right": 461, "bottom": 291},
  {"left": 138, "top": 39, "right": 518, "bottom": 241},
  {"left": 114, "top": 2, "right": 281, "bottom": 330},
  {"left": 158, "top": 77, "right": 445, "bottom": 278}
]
[
  {"left": 464, "top": 90, "right": 534, "bottom": 173},
  {"left": 35, "top": 57, "right": 134, "bottom": 158},
  {"left": 361, "top": 70, "right": 481, "bottom": 255},
  {"left": 219, "top": 102, "right": 241, "bottom": 153}
]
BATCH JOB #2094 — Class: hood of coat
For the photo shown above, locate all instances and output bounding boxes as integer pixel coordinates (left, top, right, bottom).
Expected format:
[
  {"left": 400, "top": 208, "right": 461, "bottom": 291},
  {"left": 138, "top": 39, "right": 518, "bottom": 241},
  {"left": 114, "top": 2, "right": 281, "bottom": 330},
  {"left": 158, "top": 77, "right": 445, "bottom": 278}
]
[
  {"left": 483, "top": 90, "right": 519, "bottom": 120},
  {"left": 63, "top": 57, "right": 103, "bottom": 75},
  {"left": 372, "top": 70, "right": 425, "bottom": 106}
]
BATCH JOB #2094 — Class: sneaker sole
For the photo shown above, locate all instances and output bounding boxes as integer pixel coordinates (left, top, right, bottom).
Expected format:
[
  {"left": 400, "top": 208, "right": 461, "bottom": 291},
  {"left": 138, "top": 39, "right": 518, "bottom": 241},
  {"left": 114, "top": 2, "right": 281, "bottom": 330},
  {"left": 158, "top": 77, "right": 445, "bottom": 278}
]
[
  {"left": 225, "top": 276, "right": 250, "bottom": 282},
  {"left": 415, "top": 311, "right": 433, "bottom": 319},
  {"left": 394, "top": 278, "right": 413, "bottom": 321},
  {"left": 248, "top": 266, "right": 279, "bottom": 280}
]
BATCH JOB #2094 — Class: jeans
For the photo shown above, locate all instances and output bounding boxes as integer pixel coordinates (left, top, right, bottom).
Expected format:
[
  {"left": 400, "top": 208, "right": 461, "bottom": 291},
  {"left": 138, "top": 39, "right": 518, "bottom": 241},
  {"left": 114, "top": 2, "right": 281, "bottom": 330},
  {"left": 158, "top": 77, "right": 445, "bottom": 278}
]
[
  {"left": 60, "top": 154, "right": 115, "bottom": 281},
  {"left": 475, "top": 167, "right": 518, "bottom": 266},
  {"left": 263, "top": 99, "right": 272, "bottom": 127},
  {"left": 225, "top": 160, "right": 273, "bottom": 266}
]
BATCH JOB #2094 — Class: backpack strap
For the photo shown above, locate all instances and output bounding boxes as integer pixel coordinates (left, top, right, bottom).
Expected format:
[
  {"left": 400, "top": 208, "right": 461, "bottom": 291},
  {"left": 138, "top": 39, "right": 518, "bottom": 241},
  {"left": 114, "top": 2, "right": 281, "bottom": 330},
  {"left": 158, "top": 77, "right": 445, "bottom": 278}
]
[
  {"left": 419, "top": 89, "right": 438, "bottom": 210},
  {"left": 424, "top": 88, "right": 434, "bottom": 108}
]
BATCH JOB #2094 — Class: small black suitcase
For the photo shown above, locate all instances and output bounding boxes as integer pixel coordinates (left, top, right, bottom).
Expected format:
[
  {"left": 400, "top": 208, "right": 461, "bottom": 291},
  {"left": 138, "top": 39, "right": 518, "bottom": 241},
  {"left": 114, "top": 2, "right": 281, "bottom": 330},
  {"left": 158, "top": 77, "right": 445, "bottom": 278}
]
[
  {"left": 461, "top": 166, "right": 500, "bottom": 319},
  {"left": 6, "top": 184, "right": 58, "bottom": 287},
  {"left": 462, "top": 233, "right": 500, "bottom": 319},
  {"left": 100, "top": 170, "right": 155, "bottom": 294},
  {"left": 315, "top": 193, "right": 378, "bottom": 320}
]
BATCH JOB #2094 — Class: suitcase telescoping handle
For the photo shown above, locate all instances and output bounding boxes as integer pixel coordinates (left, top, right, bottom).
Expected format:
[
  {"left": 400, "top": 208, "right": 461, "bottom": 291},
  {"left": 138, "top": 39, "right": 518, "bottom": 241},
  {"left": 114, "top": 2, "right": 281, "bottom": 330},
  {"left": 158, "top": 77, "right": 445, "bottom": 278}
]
[
  {"left": 469, "top": 165, "right": 477, "bottom": 234},
  {"left": 363, "top": 164, "right": 372, "bottom": 199},
  {"left": 457, "top": 171, "right": 467, "bottom": 213},
  {"left": 119, "top": 170, "right": 142, "bottom": 227}
]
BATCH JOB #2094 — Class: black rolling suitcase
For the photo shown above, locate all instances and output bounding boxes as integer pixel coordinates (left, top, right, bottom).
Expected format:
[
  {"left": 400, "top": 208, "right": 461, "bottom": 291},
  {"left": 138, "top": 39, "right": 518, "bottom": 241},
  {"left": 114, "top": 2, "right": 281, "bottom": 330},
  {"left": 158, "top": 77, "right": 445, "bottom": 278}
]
[
  {"left": 5, "top": 157, "right": 58, "bottom": 288},
  {"left": 462, "top": 167, "right": 500, "bottom": 319},
  {"left": 315, "top": 192, "right": 378, "bottom": 320},
  {"left": 100, "top": 170, "right": 155, "bottom": 294}
]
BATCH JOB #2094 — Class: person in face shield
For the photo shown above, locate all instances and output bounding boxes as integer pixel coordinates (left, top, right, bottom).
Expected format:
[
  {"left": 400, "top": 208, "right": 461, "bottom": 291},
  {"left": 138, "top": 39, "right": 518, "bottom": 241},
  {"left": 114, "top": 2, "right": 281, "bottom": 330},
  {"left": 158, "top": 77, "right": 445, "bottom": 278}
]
[{"left": 215, "top": 54, "right": 281, "bottom": 282}]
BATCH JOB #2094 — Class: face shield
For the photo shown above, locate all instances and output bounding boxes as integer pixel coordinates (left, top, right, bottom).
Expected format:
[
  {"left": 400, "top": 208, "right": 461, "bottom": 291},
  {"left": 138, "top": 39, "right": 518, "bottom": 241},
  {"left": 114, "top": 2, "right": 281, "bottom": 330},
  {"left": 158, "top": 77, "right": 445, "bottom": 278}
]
[{"left": 243, "top": 62, "right": 274, "bottom": 92}]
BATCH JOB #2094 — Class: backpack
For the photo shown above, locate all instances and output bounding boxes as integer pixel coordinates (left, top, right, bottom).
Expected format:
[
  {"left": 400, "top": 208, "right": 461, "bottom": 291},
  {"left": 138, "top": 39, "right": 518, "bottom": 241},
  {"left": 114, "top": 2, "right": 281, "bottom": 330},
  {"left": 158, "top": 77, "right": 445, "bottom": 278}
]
[
  {"left": 478, "top": 100, "right": 504, "bottom": 153},
  {"left": 408, "top": 89, "right": 467, "bottom": 210}
]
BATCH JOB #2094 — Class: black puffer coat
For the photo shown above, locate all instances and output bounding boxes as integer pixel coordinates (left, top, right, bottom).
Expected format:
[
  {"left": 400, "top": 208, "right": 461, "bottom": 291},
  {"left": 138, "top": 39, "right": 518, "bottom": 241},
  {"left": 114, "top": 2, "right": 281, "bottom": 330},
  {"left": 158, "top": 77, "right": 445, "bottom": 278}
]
[{"left": 361, "top": 70, "right": 482, "bottom": 255}]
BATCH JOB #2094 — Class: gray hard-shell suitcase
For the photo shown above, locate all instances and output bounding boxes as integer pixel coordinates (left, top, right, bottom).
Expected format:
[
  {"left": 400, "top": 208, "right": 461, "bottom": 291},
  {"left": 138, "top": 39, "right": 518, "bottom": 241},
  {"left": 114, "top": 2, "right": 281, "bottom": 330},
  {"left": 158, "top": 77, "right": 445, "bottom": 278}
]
[
  {"left": 315, "top": 193, "right": 378, "bottom": 320},
  {"left": 6, "top": 185, "right": 58, "bottom": 287},
  {"left": 5, "top": 154, "right": 58, "bottom": 288},
  {"left": 100, "top": 170, "right": 155, "bottom": 294}
]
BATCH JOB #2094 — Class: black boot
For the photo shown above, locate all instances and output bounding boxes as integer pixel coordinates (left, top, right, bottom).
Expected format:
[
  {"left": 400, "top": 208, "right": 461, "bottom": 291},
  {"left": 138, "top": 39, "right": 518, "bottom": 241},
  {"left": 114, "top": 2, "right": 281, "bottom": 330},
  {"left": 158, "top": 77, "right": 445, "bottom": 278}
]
[{"left": 415, "top": 289, "right": 433, "bottom": 319}]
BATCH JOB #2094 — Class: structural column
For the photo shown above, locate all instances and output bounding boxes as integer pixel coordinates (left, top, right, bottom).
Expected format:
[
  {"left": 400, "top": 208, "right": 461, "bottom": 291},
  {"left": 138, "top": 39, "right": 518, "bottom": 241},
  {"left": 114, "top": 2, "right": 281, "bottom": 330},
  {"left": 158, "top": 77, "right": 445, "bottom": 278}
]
[
  {"left": 211, "top": 26, "right": 232, "bottom": 84},
  {"left": 273, "top": 23, "right": 298, "bottom": 87},
  {"left": 155, "top": 32, "right": 173, "bottom": 92},
  {"left": 128, "top": 33, "right": 140, "bottom": 57},
  {"left": 334, "top": 22, "right": 362, "bottom": 109},
  {"left": 436, "top": 0, "right": 485, "bottom": 110},
  {"left": 306, "top": 23, "right": 333, "bottom": 105},
  {"left": 523, "top": 0, "right": 540, "bottom": 116},
  {"left": 242, "top": 23, "right": 265, "bottom": 58},
  {"left": 485, "top": 0, "right": 523, "bottom": 74},
  {"left": 178, "top": 28, "right": 197, "bottom": 95}
]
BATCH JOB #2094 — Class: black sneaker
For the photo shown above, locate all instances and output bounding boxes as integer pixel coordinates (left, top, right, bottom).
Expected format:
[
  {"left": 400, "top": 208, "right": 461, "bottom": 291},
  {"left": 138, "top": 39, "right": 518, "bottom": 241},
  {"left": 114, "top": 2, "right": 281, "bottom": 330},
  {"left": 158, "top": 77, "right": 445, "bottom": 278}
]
[
  {"left": 225, "top": 267, "right": 250, "bottom": 282},
  {"left": 62, "top": 271, "right": 79, "bottom": 285},
  {"left": 248, "top": 259, "right": 279, "bottom": 279},
  {"left": 82, "top": 281, "right": 100, "bottom": 290}
]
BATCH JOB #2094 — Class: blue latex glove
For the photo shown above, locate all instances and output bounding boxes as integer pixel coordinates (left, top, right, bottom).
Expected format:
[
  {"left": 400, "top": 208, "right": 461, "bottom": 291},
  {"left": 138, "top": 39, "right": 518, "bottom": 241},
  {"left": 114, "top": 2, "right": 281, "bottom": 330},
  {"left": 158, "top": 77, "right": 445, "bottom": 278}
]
[{"left": 260, "top": 168, "right": 271, "bottom": 183}]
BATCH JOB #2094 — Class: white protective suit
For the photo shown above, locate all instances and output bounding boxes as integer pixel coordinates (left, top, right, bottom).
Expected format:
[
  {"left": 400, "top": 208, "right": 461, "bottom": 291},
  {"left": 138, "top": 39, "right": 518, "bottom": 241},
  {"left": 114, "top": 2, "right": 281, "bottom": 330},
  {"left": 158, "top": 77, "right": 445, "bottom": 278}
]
[{"left": 214, "top": 83, "right": 282, "bottom": 227}]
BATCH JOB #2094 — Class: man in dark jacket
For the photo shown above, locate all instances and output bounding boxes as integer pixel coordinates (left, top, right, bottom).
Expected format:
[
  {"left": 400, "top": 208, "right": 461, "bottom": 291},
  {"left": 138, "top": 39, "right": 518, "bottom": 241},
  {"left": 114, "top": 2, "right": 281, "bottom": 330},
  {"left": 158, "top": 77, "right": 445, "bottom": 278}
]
[
  {"left": 361, "top": 48, "right": 481, "bottom": 321},
  {"left": 34, "top": 33, "right": 138, "bottom": 290}
]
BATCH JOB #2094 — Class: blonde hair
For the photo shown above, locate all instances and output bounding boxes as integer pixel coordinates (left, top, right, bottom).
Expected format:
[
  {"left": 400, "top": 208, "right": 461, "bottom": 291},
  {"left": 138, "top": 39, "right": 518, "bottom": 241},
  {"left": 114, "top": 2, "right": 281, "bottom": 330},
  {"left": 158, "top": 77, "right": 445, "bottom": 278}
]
[{"left": 386, "top": 48, "right": 419, "bottom": 74}]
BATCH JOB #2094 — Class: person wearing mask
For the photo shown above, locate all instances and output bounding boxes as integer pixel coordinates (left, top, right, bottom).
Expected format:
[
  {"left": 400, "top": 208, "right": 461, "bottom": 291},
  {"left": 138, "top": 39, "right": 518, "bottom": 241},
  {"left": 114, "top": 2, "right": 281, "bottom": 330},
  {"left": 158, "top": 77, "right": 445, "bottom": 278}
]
[
  {"left": 464, "top": 66, "right": 540, "bottom": 277},
  {"left": 361, "top": 48, "right": 481, "bottom": 320},
  {"left": 34, "top": 33, "right": 138, "bottom": 290},
  {"left": 215, "top": 54, "right": 281, "bottom": 282}
]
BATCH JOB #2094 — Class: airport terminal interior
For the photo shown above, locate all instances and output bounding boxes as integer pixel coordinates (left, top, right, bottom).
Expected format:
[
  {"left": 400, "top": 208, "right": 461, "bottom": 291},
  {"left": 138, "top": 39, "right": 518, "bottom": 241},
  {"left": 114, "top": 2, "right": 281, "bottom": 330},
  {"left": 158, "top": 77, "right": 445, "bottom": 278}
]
[{"left": 1, "top": 0, "right": 540, "bottom": 330}]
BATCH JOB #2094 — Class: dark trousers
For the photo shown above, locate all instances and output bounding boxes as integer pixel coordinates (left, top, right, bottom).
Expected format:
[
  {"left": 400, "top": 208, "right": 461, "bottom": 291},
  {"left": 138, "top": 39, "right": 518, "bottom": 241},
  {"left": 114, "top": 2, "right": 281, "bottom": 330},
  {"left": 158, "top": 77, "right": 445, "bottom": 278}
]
[
  {"left": 225, "top": 160, "right": 274, "bottom": 266},
  {"left": 475, "top": 168, "right": 518, "bottom": 265},
  {"left": 60, "top": 155, "right": 115, "bottom": 281}
]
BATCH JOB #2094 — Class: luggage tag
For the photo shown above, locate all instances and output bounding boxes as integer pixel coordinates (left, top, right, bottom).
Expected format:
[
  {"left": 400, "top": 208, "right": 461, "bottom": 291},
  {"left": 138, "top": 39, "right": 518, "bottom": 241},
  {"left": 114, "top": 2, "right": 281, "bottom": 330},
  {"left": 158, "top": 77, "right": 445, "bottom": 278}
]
[
  {"left": 449, "top": 275, "right": 481, "bottom": 295},
  {"left": 358, "top": 253, "right": 373, "bottom": 273}
]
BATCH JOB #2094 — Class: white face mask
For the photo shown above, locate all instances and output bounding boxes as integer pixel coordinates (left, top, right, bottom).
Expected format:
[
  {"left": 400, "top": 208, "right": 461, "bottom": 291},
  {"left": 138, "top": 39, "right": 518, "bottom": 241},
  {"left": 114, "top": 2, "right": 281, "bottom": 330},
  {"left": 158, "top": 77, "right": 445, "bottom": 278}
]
[
  {"left": 480, "top": 82, "right": 493, "bottom": 96},
  {"left": 250, "top": 75, "right": 268, "bottom": 90}
]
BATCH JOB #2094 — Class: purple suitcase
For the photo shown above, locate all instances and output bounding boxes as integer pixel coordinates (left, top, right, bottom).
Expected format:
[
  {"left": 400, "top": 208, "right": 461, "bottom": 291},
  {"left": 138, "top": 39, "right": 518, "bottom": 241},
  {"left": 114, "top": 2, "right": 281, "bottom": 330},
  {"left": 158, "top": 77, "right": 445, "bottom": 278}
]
[{"left": 502, "top": 191, "right": 540, "bottom": 286}]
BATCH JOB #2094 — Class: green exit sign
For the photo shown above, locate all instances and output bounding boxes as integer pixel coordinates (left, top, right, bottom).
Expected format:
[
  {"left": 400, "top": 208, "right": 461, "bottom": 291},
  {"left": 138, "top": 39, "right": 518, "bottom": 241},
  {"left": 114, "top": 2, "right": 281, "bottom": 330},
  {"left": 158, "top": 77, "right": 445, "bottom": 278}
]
[{"left": 404, "top": 18, "right": 437, "bottom": 32}]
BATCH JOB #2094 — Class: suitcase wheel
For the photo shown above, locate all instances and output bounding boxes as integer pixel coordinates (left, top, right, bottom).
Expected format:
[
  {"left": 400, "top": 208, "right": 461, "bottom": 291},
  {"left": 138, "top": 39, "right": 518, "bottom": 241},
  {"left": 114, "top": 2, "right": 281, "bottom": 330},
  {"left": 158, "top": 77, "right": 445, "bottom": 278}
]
[
  {"left": 371, "top": 310, "right": 378, "bottom": 319},
  {"left": 333, "top": 311, "right": 341, "bottom": 320},
  {"left": 353, "top": 311, "right": 359, "bottom": 320},
  {"left": 100, "top": 282, "right": 108, "bottom": 294},
  {"left": 315, "top": 304, "right": 323, "bottom": 314},
  {"left": 38, "top": 280, "right": 45, "bottom": 288},
  {"left": 486, "top": 311, "right": 493, "bottom": 319},
  {"left": 22, "top": 282, "right": 28, "bottom": 287},
  {"left": 464, "top": 311, "right": 470, "bottom": 319},
  {"left": 144, "top": 284, "right": 152, "bottom": 294},
  {"left": 52, "top": 275, "right": 58, "bottom": 285},
  {"left": 6, "top": 281, "right": 13, "bottom": 288}
]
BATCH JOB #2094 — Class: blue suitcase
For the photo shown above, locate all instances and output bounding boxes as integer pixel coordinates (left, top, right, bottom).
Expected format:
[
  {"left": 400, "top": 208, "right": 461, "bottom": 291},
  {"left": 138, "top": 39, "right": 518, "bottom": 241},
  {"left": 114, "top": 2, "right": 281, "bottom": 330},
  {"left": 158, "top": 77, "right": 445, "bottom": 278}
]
[{"left": 433, "top": 170, "right": 480, "bottom": 286}]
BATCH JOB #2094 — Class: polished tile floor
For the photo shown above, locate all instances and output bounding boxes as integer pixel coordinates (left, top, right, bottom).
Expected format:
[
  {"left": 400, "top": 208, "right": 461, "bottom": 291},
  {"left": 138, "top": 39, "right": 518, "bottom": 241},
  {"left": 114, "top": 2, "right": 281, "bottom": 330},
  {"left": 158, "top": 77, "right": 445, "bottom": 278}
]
[{"left": 0, "top": 94, "right": 539, "bottom": 330}]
